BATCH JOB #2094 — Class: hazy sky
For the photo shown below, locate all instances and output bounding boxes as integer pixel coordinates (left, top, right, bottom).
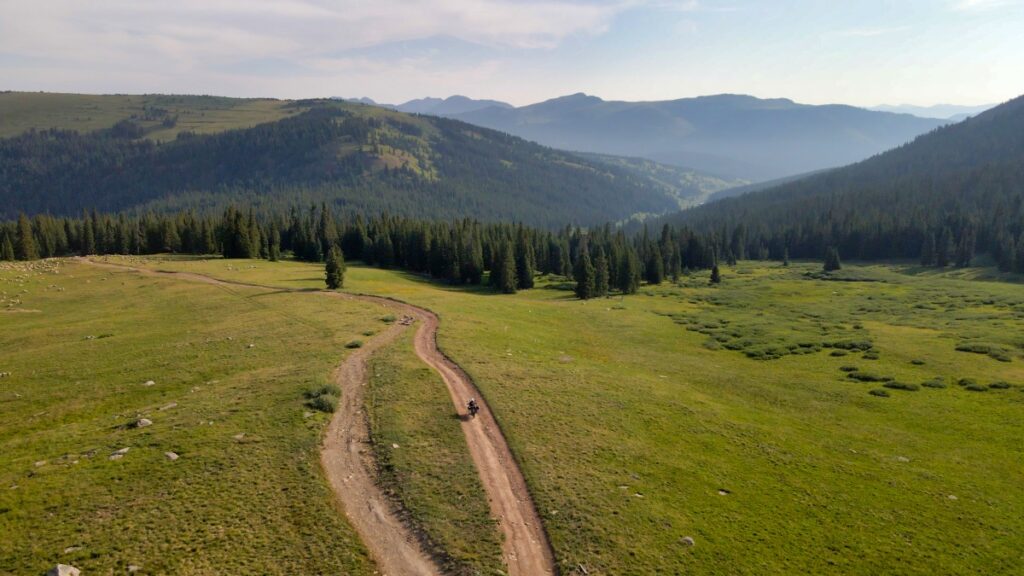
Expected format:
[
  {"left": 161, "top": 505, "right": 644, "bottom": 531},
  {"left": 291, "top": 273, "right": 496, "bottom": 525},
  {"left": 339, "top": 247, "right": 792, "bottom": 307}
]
[{"left": 1, "top": 0, "right": 1022, "bottom": 107}]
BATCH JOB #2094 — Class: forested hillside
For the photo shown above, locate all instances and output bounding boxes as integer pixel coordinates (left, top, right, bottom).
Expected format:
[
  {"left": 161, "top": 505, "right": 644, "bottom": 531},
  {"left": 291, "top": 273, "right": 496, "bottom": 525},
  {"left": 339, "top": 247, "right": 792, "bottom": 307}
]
[
  {"left": 0, "top": 95, "right": 681, "bottom": 227},
  {"left": 661, "top": 94, "right": 1024, "bottom": 272}
]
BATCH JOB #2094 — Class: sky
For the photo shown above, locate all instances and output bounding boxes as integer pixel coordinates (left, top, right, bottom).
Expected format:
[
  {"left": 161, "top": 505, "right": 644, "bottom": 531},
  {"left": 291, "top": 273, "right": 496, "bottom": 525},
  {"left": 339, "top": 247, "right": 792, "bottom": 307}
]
[{"left": 1, "top": 0, "right": 1022, "bottom": 107}]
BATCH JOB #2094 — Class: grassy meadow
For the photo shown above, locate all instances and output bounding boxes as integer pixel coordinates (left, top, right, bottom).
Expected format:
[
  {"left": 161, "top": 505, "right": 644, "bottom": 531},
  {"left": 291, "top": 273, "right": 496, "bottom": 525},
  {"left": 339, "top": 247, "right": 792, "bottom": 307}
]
[
  {"left": 0, "top": 259, "right": 388, "bottom": 574},
  {"left": 0, "top": 92, "right": 300, "bottom": 140},
  {"left": 126, "top": 255, "right": 1024, "bottom": 575}
]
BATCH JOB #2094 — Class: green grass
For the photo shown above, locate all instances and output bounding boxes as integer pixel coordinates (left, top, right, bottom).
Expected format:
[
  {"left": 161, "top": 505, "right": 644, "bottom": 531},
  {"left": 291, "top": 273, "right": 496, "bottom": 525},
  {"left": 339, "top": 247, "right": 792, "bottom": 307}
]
[
  {"left": 0, "top": 92, "right": 300, "bottom": 140},
  {"left": 60, "top": 257, "right": 1024, "bottom": 575},
  {"left": 367, "top": 330, "right": 503, "bottom": 575},
  {"left": 0, "top": 259, "right": 386, "bottom": 574}
]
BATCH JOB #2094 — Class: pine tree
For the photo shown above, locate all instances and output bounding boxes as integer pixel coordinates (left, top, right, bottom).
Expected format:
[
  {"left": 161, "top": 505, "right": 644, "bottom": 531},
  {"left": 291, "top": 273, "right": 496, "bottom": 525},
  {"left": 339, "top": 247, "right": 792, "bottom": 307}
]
[
  {"left": 0, "top": 233, "right": 14, "bottom": 261},
  {"left": 710, "top": 264, "right": 722, "bottom": 284},
  {"left": 920, "top": 234, "right": 936, "bottom": 266},
  {"left": 574, "top": 249, "right": 596, "bottom": 300},
  {"left": 325, "top": 246, "right": 346, "bottom": 289},
  {"left": 616, "top": 247, "right": 640, "bottom": 294},
  {"left": 782, "top": 248, "right": 790, "bottom": 267},
  {"left": 936, "top": 228, "right": 954, "bottom": 267},
  {"left": 594, "top": 246, "right": 610, "bottom": 297},
  {"left": 497, "top": 241, "right": 517, "bottom": 294},
  {"left": 515, "top": 230, "right": 535, "bottom": 289},
  {"left": 645, "top": 245, "right": 665, "bottom": 285},
  {"left": 823, "top": 247, "right": 842, "bottom": 272},
  {"left": 81, "top": 216, "right": 96, "bottom": 256},
  {"left": 268, "top": 223, "right": 281, "bottom": 262},
  {"left": 15, "top": 214, "right": 38, "bottom": 261}
]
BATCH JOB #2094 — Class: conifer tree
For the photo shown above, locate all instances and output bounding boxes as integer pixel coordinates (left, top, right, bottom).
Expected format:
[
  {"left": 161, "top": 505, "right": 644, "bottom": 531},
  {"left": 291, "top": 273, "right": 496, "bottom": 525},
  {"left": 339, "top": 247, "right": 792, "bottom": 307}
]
[
  {"left": 268, "top": 222, "right": 281, "bottom": 262},
  {"left": 823, "top": 247, "right": 842, "bottom": 272},
  {"left": 616, "top": 247, "right": 640, "bottom": 294},
  {"left": 15, "top": 214, "right": 38, "bottom": 261},
  {"left": 936, "top": 228, "right": 954, "bottom": 267},
  {"left": 497, "top": 241, "right": 517, "bottom": 294},
  {"left": 0, "top": 233, "right": 14, "bottom": 261},
  {"left": 710, "top": 264, "right": 722, "bottom": 284},
  {"left": 81, "top": 216, "right": 96, "bottom": 256},
  {"left": 645, "top": 245, "right": 664, "bottom": 285},
  {"left": 920, "top": 234, "right": 936, "bottom": 266},
  {"left": 325, "top": 246, "right": 346, "bottom": 289},
  {"left": 574, "top": 248, "right": 596, "bottom": 300},
  {"left": 594, "top": 246, "right": 610, "bottom": 297},
  {"left": 782, "top": 248, "right": 790, "bottom": 267},
  {"left": 515, "top": 229, "right": 535, "bottom": 289}
]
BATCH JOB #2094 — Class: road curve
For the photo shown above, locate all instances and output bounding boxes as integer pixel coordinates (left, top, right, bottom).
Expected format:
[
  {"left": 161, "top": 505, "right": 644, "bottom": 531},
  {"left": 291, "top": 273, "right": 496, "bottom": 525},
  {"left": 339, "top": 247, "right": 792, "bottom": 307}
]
[{"left": 79, "top": 258, "right": 556, "bottom": 576}]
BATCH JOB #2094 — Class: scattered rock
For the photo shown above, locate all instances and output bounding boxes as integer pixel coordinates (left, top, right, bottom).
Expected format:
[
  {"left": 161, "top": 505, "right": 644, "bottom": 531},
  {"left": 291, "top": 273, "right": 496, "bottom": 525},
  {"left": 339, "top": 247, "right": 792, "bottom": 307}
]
[
  {"left": 633, "top": 493, "right": 644, "bottom": 498},
  {"left": 247, "top": 343, "right": 255, "bottom": 349},
  {"left": 165, "top": 452, "right": 179, "bottom": 461},
  {"left": 113, "top": 447, "right": 130, "bottom": 455},
  {"left": 948, "top": 494, "right": 958, "bottom": 500},
  {"left": 0, "top": 371, "right": 10, "bottom": 378},
  {"left": 108, "top": 454, "right": 124, "bottom": 461},
  {"left": 717, "top": 488, "right": 731, "bottom": 496},
  {"left": 895, "top": 456, "right": 910, "bottom": 463},
  {"left": 233, "top": 433, "right": 246, "bottom": 441},
  {"left": 680, "top": 536, "right": 695, "bottom": 547},
  {"left": 34, "top": 460, "right": 47, "bottom": 467},
  {"left": 62, "top": 546, "right": 81, "bottom": 554},
  {"left": 143, "top": 380, "right": 155, "bottom": 387},
  {"left": 303, "top": 411, "right": 314, "bottom": 418},
  {"left": 558, "top": 355, "right": 574, "bottom": 363},
  {"left": 135, "top": 418, "right": 153, "bottom": 428},
  {"left": 159, "top": 402, "right": 177, "bottom": 411},
  {"left": 391, "top": 443, "right": 400, "bottom": 449},
  {"left": 47, "top": 564, "right": 80, "bottom": 576},
  {"left": 128, "top": 565, "right": 141, "bottom": 573}
]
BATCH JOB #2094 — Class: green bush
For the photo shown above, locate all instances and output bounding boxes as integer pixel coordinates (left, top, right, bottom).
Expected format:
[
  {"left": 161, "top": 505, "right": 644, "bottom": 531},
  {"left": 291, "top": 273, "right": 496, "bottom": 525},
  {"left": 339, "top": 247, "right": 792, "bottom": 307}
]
[
  {"left": 964, "top": 384, "right": 988, "bottom": 392},
  {"left": 911, "top": 359, "right": 926, "bottom": 366},
  {"left": 305, "top": 384, "right": 341, "bottom": 399},
  {"left": 830, "top": 350, "right": 848, "bottom": 357},
  {"left": 869, "top": 389, "right": 890, "bottom": 397},
  {"left": 862, "top": 351, "right": 880, "bottom": 360},
  {"left": 989, "top": 381, "right": 1012, "bottom": 390},
  {"left": 345, "top": 340, "right": 364, "bottom": 349},
  {"left": 381, "top": 314, "right": 397, "bottom": 324},
  {"left": 848, "top": 371, "right": 893, "bottom": 383},
  {"left": 307, "top": 394, "right": 339, "bottom": 413},
  {"left": 958, "top": 378, "right": 977, "bottom": 387},
  {"left": 883, "top": 381, "right": 920, "bottom": 391},
  {"left": 921, "top": 378, "right": 947, "bottom": 389},
  {"left": 830, "top": 339, "right": 873, "bottom": 351}
]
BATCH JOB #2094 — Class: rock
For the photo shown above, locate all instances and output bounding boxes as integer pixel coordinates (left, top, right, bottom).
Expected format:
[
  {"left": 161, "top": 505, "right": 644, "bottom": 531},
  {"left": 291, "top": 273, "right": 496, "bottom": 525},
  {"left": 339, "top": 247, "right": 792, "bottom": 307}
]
[
  {"left": 108, "top": 454, "right": 124, "bottom": 461},
  {"left": 680, "top": 536, "right": 695, "bottom": 547},
  {"left": 391, "top": 443, "right": 400, "bottom": 449},
  {"left": 247, "top": 343, "right": 255, "bottom": 349},
  {"left": 165, "top": 452, "right": 179, "bottom": 461},
  {"left": 717, "top": 489, "right": 731, "bottom": 496},
  {"left": 135, "top": 418, "right": 153, "bottom": 428},
  {"left": 62, "top": 546, "right": 81, "bottom": 554},
  {"left": 128, "top": 565, "right": 141, "bottom": 573},
  {"left": 47, "top": 564, "right": 80, "bottom": 576},
  {"left": 948, "top": 494, "right": 958, "bottom": 500},
  {"left": 34, "top": 460, "right": 47, "bottom": 467},
  {"left": 233, "top": 433, "right": 246, "bottom": 441},
  {"left": 143, "top": 380, "right": 155, "bottom": 387},
  {"left": 158, "top": 402, "right": 177, "bottom": 411},
  {"left": 114, "top": 447, "right": 131, "bottom": 454},
  {"left": 896, "top": 456, "right": 910, "bottom": 463}
]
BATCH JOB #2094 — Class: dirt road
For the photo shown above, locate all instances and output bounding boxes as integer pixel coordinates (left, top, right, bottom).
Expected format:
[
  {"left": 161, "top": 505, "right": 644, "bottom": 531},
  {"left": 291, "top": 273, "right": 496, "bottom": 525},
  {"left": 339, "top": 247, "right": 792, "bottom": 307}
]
[{"left": 80, "top": 258, "right": 556, "bottom": 576}]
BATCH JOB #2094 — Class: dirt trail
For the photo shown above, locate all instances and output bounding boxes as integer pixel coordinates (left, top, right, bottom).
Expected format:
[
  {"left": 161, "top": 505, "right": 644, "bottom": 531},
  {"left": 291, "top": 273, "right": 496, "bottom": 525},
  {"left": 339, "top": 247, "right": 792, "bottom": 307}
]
[{"left": 79, "top": 258, "right": 556, "bottom": 576}]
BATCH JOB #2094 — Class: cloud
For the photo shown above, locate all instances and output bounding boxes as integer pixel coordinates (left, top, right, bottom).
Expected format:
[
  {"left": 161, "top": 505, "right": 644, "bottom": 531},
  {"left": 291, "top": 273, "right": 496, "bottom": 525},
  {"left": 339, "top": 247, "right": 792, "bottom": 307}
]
[
  {"left": 951, "top": 0, "right": 1020, "bottom": 10},
  {"left": 832, "top": 26, "right": 910, "bottom": 38}
]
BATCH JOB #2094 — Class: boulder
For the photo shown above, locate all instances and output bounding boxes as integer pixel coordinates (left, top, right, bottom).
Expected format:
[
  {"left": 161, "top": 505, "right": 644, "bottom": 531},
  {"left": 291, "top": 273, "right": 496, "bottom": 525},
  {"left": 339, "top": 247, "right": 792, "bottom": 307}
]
[
  {"left": 143, "top": 380, "right": 155, "bottom": 387},
  {"left": 135, "top": 418, "right": 153, "bottom": 428},
  {"left": 47, "top": 565, "right": 80, "bottom": 576},
  {"left": 165, "top": 452, "right": 179, "bottom": 461},
  {"left": 680, "top": 536, "right": 695, "bottom": 547}
]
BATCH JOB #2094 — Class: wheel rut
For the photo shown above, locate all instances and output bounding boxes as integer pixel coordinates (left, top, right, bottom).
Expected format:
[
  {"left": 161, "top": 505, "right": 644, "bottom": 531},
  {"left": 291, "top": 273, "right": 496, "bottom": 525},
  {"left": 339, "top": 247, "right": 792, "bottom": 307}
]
[{"left": 79, "top": 258, "right": 556, "bottom": 576}]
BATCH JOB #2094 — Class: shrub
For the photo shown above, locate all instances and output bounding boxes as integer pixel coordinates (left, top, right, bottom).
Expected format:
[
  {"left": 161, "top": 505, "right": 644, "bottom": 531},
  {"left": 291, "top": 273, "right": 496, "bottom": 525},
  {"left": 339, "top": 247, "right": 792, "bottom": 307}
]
[
  {"left": 958, "top": 378, "right": 977, "bottom": 387},
  {"left": 848, "top": 371, "right": 893, "bottom": 382},
  {"left": 839, "top": 365, "right": 858, "bottom": 372},
  {"left": 869, "top": 389, "right": 890, "bottom": 397},
  {"left": 381, "top": 314, "right": 397, "bottom": 324},
  {"left": 831, "top": 339, "right": 873, "bottom": 351},
  {"left": 830, "top": 350, "right": 848, "bottom": 357},
  {"left": 862, "top": 351, "right": 880, "bottom": 360},
  {"left": 305, "top": 384, "right": 341, "bottom": 398},
  {"left": 964, "top": 384, "right": 988, "bottom": 392},
  {"left": 307, "top": 394, "right": 339, "bottom": 413},
  {"left": 883, "top": 381, "right": 920, "bottom": 391},
  {"left": 955, "top": 342, "right": 1013, "bottom": 362},
  {"left": 345, "top": 340, "right": 364, "bottom": 349},
  {"left": 362, "top": 330, "right": 376, "bottom": 336},
  {"left": 921, "top": 378, "right": 947, "bottom": 389},
  {"left": 989, "top": 381, "right": 1012, "bottom": 390},
  {"left": 911, "top": 359, "right": 926, "bottom": 366}
]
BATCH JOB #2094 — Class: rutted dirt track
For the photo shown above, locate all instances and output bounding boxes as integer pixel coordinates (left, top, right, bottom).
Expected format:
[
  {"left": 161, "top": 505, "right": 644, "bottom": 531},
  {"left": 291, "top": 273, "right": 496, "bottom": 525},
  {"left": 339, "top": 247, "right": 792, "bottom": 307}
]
[{"left": 80, "top": 259, "right": 556, "bottom": 576}]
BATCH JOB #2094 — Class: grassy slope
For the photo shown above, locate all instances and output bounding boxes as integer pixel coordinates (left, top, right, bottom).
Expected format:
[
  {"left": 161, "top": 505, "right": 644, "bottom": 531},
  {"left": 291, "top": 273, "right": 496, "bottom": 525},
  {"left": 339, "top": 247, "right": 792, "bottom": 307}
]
[
  {"left": 0, "top": 259, "right": 385, "bottom": 574},
  {"left": 137, "top": 256, "right": 1024, "bottom": 576},
  {"left": 367, "top": 331, "right": 503, "bottom": 575},
  {"left": 0, "top": 92, "right": 299, "bottom": 140}
]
